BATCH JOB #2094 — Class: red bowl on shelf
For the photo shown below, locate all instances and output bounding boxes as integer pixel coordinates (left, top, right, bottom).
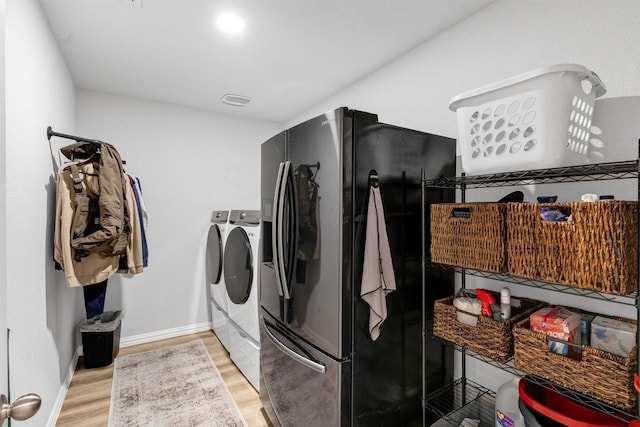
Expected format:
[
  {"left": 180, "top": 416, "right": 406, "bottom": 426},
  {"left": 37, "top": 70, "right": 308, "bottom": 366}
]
[{"left": 518, "top": 376, "right": 630, "bottom": 427}]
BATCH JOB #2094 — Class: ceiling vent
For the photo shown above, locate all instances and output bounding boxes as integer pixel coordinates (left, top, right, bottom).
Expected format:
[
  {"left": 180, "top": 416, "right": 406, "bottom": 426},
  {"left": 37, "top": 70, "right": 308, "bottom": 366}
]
[{"left": 221, "top": 94, "right": 251, "bottom": 107}]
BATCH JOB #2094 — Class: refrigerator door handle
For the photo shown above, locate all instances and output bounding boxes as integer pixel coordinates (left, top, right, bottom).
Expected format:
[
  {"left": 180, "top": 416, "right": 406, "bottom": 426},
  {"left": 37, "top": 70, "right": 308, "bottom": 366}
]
[
  {"left": 284, "top": 163, "right": 298, "bottom": 300},
  {"left": 272, "top": 161, "right": 285, "bottom": 297},
  {"left": 277, "top": 161, "right": 292, "bottom": 300},
  {"left": 262, "top": 317, "right": 326, "bottom": 374}
]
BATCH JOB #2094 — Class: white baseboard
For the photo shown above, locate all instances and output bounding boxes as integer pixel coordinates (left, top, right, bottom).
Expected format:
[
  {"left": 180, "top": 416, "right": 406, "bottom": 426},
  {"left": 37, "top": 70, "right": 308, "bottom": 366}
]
[
  {"left": 47, "top": 345, "right": 82, "bottom": 427},
  {"left": 50, "top": 322, "right": 214, "bottom": 426},
  {"left": 120, "top": 322, "right": 213, "bottom": 348}
]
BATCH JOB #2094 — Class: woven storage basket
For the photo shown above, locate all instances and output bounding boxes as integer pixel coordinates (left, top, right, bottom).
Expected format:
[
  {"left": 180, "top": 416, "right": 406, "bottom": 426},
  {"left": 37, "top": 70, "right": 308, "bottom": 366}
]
[
  {"left": 433, "top": 293, "right": 545, "bottom": 362},
  {"left": 513, "top": 316, "right": 638, "bottom": 412},
  {"left": 430, "top": 203, "right": 507, "bottom": 273},
  {"left": 507, "top": 201, "right": 638, "bottom": 295}
]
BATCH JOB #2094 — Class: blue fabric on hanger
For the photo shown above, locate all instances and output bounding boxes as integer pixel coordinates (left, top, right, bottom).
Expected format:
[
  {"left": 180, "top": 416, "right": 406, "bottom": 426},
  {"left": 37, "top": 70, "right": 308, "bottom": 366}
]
[{"left": 130, "top": 175, "right": 149, "bottom": 267}]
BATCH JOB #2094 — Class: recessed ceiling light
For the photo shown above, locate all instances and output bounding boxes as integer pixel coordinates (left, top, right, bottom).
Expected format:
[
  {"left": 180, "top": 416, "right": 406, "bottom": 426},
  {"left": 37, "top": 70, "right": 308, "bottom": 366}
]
[{"left": 216, "top": 13, "right": 245, "bottom": 34}]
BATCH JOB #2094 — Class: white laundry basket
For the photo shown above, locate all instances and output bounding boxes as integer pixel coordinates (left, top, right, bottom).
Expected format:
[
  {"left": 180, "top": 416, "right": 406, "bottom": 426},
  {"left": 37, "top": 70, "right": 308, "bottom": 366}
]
[
  {"left": 449, "top": 64, "right": 606, "bottom": 175},
  {"left": 588, "top": 96, "right": 640, "bottom": 163}
]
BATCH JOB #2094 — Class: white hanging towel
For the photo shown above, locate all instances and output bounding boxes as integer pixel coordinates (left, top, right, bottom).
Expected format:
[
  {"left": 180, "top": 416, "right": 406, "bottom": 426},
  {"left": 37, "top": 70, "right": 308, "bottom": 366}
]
[{"left": 360, "top": 185, "right": 396, "bottom": 341}]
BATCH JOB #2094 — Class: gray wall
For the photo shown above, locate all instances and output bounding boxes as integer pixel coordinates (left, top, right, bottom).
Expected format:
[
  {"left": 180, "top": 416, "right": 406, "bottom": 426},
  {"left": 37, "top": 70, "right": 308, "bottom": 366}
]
[
  {"left": 6, "top": 1, "right": 80, "bottom": 425},
  {"left": 75, "top": 90, "right": 281, "bottom": 341}
]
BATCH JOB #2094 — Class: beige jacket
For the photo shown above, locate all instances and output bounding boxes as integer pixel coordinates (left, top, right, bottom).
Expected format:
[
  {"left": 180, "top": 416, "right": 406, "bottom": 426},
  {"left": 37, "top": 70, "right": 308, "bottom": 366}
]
[{"left": 54, "top": 162, "right": 143, "bottom": 287}]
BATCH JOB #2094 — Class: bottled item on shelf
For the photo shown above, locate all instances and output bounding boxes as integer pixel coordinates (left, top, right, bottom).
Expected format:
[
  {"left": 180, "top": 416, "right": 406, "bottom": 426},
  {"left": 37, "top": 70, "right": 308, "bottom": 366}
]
[
  {"left": 500, "top": 287, "right": 511, "bottom": 322},
  {"left": 495, "top": 376, "right": 524, "bottom": 427},
  {"left": 475, "top": 289, "right": 495, "bottom": 318}
]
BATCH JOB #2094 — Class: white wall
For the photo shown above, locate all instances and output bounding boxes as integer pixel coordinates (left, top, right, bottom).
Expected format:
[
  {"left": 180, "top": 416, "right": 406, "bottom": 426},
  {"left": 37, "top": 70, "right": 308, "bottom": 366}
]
[
  {"left": 291, "top": 0, "right": 640, "bottom": 393},
  {"left": 0, "top": 0, "right": 8, "bottom": 403},
  {"left": 5, "top": 1, "right": 82, "bottom": 425},
  {"left": 75, "top": 90, "right": 281, "bottom": 340},
  {"left": 291, "top": 0, "right": 640, "bottom": 135}
]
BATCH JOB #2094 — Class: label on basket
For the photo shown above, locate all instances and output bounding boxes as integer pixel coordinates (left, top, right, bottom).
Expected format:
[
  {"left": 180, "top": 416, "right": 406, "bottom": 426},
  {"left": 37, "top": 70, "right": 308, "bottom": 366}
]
[
  {"left": 452, "top": 207, "right": 471, "bottom": 218},
  {"left": 496, "top": 410, "right": 516, "bottom": 427}
]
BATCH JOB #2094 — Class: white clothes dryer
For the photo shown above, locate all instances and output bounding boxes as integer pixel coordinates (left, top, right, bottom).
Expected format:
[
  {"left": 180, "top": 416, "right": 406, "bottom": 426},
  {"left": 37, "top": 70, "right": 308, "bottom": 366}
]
[
  {"left": 224, "top": 209, "right": 261, "bottom": 390},
  {"left": 206, "top": 210, "right": 232, "bottom": 352}
]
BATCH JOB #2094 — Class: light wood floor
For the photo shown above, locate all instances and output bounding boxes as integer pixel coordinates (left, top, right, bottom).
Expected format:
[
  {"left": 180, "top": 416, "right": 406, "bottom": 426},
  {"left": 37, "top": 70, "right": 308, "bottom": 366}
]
[{"left": 56, "top": 330, "right": 271, "bottom": 427}]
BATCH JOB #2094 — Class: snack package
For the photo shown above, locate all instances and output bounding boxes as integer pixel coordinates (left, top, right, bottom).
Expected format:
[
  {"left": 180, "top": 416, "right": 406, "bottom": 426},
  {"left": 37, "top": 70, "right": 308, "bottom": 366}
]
[{"left": 530, "top": 306, "right": 581, "bottom": 356}]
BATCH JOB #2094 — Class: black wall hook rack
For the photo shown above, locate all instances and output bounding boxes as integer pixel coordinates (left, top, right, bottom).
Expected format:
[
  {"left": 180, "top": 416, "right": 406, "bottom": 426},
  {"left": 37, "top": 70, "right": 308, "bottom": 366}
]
[
  {"left": 47, "top": 126, "right": 101, "bottom": 144},
  {"left": 368, "top": 169, "right": 379, "bottom": 188}
]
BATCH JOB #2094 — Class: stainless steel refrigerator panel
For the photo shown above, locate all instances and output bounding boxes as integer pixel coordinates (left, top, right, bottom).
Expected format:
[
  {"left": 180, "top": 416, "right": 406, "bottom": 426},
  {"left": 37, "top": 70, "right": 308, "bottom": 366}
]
[
  {"left": 261, "top": 132, "right": 286, "bottom": 321},
  {"left": 261, "top": 131, "right": 286, "bottom": 223},
  {"left": 260, "top": 309, "right": 349, "bottom": 427},
  {"left": 284, "top": 108, "right": 348, "bottom": 358}
]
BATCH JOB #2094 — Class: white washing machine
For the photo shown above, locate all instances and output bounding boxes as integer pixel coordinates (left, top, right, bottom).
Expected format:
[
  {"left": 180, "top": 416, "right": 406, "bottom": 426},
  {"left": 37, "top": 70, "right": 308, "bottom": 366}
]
[
  {"left": 224, "top": 209, "right": 261, "bottom": 391},
  {"left": 205, "top": 210, "right": 233, "bottom": 352}
]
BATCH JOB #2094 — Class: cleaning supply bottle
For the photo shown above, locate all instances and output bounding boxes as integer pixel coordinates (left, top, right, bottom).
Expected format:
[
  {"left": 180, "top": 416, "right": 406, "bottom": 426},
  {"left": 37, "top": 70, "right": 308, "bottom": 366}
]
[
  {"left": 495, "top": 376, "right": 524, "bottom": 427},
  {"left": 500, "top": 287, "right": 511, "bottom": 322},
  {"left": 475, "top": 289, "right": 495, "bottom": 318}
]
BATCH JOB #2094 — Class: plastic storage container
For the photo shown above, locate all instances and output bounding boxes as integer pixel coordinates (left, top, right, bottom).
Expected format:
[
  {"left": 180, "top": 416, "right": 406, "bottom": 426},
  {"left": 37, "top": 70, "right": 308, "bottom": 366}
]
[
  {"left": 588, "top": 96, "right": 640, "bottom": 163},
  {"left": 495, "top": 376, "right": 524, "bottom": 427},
  {"left": 79, "top": 311, "right": 122, "bottom": 369},
  {"left": 518, "top": 376, "right": 629, "bottom": 427},
  {"left": 449, "top": 64, "right": 606, "bottom": 175},
  {"left": 518, "top": 398, "right": 562, "bottom": 427}
]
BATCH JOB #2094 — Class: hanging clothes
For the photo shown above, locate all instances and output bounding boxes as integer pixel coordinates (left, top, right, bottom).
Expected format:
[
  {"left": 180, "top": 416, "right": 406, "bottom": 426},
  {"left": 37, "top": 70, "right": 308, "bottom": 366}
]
[
  {"left": 61, "top": 141, "right": 131, "bottom": 258},
  {"left": 360, "top": 184, "right": 396, "bottom": 341},
  {"left": 128, "top": 174, "right": 149, "bottom": 268},
  {"left": 117, "top": 175, "right": 145, "bottom": 274},
  {"left": 53, "top": 142, "right": 144, "bottom": 287},
  {"left": 134, "top": 177, "right": 148, "bottom": 228},
  {"left": 83, "top": 279, "right": 108, "bottom": 319},
  {"left": 54, "top": 161, "right": 123, "bottom": 286}
]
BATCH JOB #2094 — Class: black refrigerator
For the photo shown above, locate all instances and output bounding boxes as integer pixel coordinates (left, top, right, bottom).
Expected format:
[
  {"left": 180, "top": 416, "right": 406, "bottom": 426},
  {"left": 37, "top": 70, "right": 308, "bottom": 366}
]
[{"left": 260, "top": 107, "right": 455, "bottom": 426}]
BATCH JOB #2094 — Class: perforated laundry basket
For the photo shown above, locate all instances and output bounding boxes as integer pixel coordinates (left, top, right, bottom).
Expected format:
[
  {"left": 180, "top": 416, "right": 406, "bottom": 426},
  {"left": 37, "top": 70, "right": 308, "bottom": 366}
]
[{"left": 450, "top": 64, "right": 606, "bottom": 175}]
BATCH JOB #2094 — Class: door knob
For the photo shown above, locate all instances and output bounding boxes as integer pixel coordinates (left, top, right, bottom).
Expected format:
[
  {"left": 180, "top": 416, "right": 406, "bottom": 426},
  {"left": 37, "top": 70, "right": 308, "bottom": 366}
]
[{"left": 0, "top": 393, "right": 41, "bottom": 422}]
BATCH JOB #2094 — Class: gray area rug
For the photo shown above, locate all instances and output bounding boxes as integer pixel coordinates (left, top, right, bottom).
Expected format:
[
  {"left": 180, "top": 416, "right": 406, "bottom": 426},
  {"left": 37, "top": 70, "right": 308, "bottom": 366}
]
[{"left": 108, "top": 339, "right": 247, "bottom": 427}]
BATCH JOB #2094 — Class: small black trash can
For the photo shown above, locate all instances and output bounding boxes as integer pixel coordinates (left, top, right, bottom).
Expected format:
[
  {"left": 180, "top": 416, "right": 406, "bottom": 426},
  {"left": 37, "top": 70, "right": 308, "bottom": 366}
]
[{"left": 79, "top": 311, "right": 122, "bottom": 369}]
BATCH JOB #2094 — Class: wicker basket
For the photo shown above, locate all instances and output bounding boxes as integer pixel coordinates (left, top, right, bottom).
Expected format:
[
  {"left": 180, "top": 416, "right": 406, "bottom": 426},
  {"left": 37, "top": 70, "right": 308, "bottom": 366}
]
[
  {"left": 513, "top": 316, "right": 638, "bottom": 412},
  {"left": 507, "top": 201, "right": 638, "bottom": 295},
  {"left": 430, "top": 203, "right": 507, "bottom": 273},
  {"left": 433, "top": 292, "right": 545, "bottom": 362}
]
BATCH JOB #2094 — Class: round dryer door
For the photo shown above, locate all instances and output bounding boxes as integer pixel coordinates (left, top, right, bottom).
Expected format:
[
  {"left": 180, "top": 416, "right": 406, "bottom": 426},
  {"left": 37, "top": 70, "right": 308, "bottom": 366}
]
[
  {"left": 224, "top": 227, "right": 253, "bottom": 304},
  {"left": 205, "top": 225, "right": 223, "bottom": 285}
]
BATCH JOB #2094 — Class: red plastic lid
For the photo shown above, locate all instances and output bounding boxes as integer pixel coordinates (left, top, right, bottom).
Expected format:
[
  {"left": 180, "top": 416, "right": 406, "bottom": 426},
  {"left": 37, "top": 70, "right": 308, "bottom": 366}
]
[{"left": 518, "top": 376, "right": 629, "bottom": 427}]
